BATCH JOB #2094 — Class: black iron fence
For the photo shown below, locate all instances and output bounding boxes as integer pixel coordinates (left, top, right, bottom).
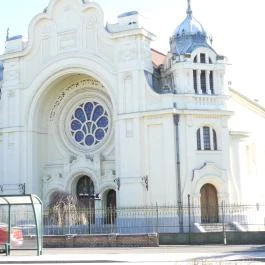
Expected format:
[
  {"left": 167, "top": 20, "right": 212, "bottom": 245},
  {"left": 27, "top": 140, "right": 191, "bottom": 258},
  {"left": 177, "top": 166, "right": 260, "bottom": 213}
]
[
  {"left": 41, "top": 202, "right": 265, "bottom": 235},
  {"left": 1, "top": 203, "right": 265, "bottom": 236}
]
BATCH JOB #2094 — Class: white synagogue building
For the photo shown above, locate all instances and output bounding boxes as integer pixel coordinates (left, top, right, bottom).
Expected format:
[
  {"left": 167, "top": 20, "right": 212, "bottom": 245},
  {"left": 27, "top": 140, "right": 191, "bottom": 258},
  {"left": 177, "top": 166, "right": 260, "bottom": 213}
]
[{"left": 0, "top": 0, "right": 265, "bottom": 227}]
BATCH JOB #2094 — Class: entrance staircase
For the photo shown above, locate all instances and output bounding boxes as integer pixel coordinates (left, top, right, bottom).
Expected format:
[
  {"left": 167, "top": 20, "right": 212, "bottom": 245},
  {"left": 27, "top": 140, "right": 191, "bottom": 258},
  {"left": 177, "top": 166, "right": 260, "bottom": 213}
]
[{"left": 196, "top": 223, "right": 238, "bottom": 232}]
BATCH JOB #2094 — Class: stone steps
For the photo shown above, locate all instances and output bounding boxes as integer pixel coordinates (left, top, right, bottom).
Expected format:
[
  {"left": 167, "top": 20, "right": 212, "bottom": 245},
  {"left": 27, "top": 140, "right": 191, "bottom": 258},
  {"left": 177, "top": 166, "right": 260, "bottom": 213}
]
[{"left": 200, "top": 223, "right": 237, "bottom": 232}]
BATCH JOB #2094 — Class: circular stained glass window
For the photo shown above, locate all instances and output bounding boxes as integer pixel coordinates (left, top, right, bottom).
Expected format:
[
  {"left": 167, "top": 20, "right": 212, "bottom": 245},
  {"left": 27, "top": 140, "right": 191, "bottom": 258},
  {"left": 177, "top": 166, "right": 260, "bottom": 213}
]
[{"left": 70, "top": 101, "right": 109, "bottom": 148}]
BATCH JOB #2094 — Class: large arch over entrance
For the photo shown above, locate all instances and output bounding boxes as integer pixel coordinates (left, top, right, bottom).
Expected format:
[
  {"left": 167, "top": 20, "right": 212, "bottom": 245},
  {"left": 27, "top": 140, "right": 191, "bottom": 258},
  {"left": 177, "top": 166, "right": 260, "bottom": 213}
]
[
  {"left": 25, "top": 63, "right": 116, "bottom": 202},
  {"left": 25, "top": 58, "right": 116, "bottom": 198},
  {"left": 200, "top": 183, "right": 219, "bottom": 223}
]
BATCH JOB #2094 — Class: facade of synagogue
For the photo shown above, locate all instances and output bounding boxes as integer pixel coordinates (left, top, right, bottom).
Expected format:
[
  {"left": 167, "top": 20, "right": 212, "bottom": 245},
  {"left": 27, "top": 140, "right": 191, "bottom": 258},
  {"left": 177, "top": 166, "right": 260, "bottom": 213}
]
[{"left": 0, "top": 0, "right": 265, "bottom": 224}]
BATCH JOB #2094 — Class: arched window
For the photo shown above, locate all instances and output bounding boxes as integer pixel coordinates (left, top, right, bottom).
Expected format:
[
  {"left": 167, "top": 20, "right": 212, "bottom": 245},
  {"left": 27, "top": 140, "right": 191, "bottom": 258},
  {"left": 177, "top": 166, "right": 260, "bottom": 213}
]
[
  {"left": 197, "top": 127, "right": 218, "bottom": 151},
  {"left": 76, "top": 176, "right": 94, "bottom": 198},
  {"left": 197, "top": 128, "right": 201, "bottom": 150}
]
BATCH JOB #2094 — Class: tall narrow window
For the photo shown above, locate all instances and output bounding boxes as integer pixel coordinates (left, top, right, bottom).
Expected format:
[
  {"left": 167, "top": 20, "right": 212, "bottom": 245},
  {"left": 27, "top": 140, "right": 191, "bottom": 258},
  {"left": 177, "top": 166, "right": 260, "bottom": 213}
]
[
  {"left": 210, "top": 71, "right": 214, "bottom": 94},
  {"left": 197, "top": 126, "right": 218, "bottom": 151},
  {"left": 201, "top": 70, "right": 206, "bottom": 94},
  {"left": 193, "top": 70, "right": 198, "bottom": 93},
  {"left": 197, "top": 129, "right": 201, "bottom": 150},
  {"left": 203, "top": 127, "right": 211, "bottom": 150},
  {"left": 213, "top": 129, "right": 217, "bottom": 150},
  {"left": 193, "top": 55, "right": 198, "bottom": 63},
  {"left": 200, "top": 53, "right": 206, "bottom": 63}
]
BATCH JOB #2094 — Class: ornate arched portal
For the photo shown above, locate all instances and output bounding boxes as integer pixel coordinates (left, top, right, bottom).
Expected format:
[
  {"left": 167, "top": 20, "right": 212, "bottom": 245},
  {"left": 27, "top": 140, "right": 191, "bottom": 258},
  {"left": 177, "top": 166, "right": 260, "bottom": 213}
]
[
  {"left": 27, "top": 70, "right": 115, "bottom": 203},
  {"left": 200, "top": 183, "right": 219, "bottom": 223}
]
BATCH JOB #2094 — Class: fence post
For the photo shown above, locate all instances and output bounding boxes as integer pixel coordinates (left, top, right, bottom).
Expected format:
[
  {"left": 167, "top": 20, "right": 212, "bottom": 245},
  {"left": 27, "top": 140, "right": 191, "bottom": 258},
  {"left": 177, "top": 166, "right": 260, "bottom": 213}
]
[
  {"left": 110, "top": 207, "right": 113, "bottom": 233},
  {"left": 89, "top": 200, "right": 92, "bottom": 234},
  {"left": 188, "top": 194, "right": 191, "bottom": 243},
  {"left": 222, "top": 200, "right": 227, "bottom": 245},
  {"left": 7, "top": 204, "right": 11, "bottom": 256},
  {"left": 156, "top": 202, "right": 159, "bottom": 233}
]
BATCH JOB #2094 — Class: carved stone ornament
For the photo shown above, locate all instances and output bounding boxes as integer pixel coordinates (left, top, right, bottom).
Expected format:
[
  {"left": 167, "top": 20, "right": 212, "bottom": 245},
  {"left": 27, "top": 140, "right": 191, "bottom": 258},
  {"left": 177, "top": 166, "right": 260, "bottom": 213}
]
[{"left": 50, "top": 79, "right": 105, "bottom": 121}]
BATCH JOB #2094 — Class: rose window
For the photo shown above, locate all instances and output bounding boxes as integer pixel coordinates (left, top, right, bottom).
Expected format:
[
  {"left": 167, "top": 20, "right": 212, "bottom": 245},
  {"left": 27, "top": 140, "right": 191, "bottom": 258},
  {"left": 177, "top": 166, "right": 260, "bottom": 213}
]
[{"left": 70, "top": 101, "right": 109, "bottom": 147}]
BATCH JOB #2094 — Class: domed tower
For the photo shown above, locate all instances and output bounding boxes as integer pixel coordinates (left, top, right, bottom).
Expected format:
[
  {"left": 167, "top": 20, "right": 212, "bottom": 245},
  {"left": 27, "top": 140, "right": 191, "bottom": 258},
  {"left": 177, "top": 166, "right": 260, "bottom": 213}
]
[
  {"left": 162, "top": 0, "right": 227, "bottom": 97},
  {"left": 170, "top": 0, "right": 212, "bottom": 55},
  {"left": 160, "top": 0, "right": 232, "bottom": 213}
]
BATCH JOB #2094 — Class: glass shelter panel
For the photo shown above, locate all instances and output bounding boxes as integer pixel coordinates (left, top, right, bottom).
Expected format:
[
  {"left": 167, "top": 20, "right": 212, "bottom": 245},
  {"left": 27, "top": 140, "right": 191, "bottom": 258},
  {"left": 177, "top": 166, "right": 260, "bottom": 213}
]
[{"left": 0, "top": 195, "right": 42, "bottom": 256}]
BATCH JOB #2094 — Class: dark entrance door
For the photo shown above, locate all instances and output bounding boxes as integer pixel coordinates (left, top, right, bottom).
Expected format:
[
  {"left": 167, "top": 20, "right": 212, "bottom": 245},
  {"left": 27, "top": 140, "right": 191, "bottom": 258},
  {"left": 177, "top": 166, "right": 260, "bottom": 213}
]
[
  {"left": 76, "top": 175, "right": 95, "bottom": 223},
  {"left": 106, "top": 190, "right": 116, "bottom": 224},
  {"left": 200, "top": 183, "right": 219, "bottom": 223}
]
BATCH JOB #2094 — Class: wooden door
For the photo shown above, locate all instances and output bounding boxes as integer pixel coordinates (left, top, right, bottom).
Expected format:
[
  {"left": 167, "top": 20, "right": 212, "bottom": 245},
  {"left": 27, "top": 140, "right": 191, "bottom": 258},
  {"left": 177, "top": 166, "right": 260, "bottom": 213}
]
[{"left": 200, "top": 184, "right": 219, "bottom": 223}]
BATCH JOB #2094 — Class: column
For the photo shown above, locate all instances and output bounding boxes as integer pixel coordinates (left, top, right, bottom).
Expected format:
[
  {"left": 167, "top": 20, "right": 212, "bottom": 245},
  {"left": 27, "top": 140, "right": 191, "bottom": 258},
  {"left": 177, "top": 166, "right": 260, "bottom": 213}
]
[
  {"left": 206, "top": 70, "right": 211, "bottom": 94},
  {"left": 196, "top": 70, "right": 202, "bottom": 94}
]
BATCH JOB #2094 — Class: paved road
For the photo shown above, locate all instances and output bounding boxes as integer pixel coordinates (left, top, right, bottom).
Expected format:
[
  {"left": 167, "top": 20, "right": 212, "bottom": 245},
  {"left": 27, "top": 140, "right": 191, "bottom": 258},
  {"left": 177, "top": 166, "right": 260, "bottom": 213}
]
[{"left": 1, "top": 245, "right": 265, "bottom": 264}]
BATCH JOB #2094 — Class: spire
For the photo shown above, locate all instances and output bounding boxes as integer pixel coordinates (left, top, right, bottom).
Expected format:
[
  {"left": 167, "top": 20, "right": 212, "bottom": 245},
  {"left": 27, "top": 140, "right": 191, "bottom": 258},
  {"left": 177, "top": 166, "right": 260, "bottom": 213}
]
[
  {"left": 6, "top": 27, "right": 9, "bottom": 41},
  {"left": 186, "top": 0, "right": 192, "bottom": 16}
]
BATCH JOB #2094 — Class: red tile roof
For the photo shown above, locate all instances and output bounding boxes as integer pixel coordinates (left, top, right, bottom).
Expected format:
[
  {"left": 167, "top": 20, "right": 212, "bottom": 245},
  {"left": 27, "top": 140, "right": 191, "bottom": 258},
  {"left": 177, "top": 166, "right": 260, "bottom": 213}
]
[{"left": 151, "top": 48, "right": 166, "bottom": 68}]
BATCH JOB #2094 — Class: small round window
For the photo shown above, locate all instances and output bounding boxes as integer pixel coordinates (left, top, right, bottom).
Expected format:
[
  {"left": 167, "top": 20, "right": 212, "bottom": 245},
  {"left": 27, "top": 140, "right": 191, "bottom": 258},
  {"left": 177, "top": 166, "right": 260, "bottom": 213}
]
[{"left": 70, "top": 101, "right": 109, "bottom": 148}]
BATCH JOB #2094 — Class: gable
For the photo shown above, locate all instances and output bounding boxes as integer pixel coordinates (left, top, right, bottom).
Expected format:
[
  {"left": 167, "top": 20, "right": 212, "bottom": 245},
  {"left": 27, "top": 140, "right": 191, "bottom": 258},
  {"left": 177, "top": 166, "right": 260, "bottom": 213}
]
[{"left": 25, "top": 0, "right": 106, "bottom": 57}]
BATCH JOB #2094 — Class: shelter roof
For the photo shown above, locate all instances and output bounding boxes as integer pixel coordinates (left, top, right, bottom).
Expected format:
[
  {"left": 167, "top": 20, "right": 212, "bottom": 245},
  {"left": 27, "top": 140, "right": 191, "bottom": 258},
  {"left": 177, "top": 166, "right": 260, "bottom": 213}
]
[{"left": 0, "top": 194, "right": 42, "bottom": 205}]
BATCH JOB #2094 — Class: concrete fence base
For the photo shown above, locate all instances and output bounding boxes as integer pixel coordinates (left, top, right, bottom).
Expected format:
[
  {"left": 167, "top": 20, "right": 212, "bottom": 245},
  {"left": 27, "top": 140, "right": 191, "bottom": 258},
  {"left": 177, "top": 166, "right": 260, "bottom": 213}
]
[
  {"left": 159, "top": 232, "right": 265, "bottom": 245},
  {"left": 43, "top": 233, "right": 159, "bottom": 248}
]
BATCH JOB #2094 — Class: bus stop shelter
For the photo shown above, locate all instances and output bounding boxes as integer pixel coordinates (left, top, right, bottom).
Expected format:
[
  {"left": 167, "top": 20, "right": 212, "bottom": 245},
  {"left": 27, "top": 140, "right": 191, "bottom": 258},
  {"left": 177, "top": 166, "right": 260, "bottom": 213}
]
[{"left": 0, "top": 194, "right": 42, "bottom": 256}]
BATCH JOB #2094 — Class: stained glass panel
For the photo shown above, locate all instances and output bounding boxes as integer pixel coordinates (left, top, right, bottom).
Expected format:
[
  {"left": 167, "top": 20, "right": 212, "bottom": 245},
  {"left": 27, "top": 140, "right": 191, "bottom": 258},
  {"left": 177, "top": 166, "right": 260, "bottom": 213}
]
[
  {"left": 70, "top": 101, "right": 110, "bottom": 148},
  {"left": 97, "top": 117, "right": 108, "bottom": 128},
  {"left": 75, "top": 131, "right": 84, "bottom": 142}
]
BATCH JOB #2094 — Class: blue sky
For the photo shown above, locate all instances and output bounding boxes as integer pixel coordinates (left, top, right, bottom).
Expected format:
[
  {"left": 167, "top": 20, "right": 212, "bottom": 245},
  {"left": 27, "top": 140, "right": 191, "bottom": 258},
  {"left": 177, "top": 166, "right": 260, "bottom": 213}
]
[{"left": 0, "top": 0, "right": 264, "bottom": 101}]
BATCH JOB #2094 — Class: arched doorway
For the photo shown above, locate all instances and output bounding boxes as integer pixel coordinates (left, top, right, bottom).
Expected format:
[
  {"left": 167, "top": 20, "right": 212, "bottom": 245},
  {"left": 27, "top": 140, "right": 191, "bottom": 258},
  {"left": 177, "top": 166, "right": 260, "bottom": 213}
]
[
  {"left": 76, "top": 175, "right": 95, "bottom": 223},
  {"left": 106, "top": 190, "right": 116, "bottom": 224},
  {"left": 200, "top": 184, "right": 219, "bottom": 223}
]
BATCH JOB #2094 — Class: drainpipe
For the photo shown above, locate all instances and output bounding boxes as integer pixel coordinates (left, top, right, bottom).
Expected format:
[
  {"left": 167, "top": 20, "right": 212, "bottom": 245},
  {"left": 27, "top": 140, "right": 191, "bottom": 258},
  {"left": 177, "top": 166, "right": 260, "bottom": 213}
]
[{"left": 174, "top": 114, "right": 183, "bottom": 232}]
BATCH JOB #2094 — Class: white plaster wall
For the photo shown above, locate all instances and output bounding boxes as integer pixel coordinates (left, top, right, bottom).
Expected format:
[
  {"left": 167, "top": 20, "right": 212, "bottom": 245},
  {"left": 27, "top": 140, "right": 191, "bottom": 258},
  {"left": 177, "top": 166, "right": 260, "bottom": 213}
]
[
  {"left": 178, "top": 114, "right": 231, "bottom": 204},
  {"left": 229, "top": 95, "right": 265, "bottom": 203}
]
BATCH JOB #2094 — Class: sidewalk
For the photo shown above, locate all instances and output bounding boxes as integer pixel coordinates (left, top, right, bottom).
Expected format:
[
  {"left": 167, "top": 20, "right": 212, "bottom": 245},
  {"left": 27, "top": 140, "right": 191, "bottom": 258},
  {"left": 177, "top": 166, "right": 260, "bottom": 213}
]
[{"left": 1, "top": 245, "right": 265, "bottom": 264}]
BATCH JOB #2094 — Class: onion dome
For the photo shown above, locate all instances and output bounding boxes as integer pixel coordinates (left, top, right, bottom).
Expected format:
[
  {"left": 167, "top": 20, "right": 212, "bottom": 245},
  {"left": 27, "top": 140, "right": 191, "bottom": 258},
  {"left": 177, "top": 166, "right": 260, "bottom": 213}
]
[{"left": 170, "top": 0, "right": 214, "bottom": 56}]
